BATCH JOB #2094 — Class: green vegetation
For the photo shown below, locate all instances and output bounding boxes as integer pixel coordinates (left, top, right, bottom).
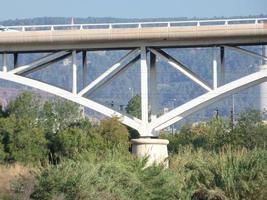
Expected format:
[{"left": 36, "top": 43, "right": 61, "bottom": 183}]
[
  {"left": 125, "top": 95, "right": 141, "bottom": 119},
  {"left": 162, "top": 109, "right": 267, "bottom": 153},
  {"left": 0, "top": 92, "right": 266, "bottom": 199}
]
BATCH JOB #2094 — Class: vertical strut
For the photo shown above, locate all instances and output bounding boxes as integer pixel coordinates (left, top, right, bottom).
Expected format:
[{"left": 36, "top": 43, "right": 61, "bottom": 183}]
[
  {"left": 263, "top": 45, "right": 267, "bottom": 65},
  {"left": 72, "top": 51, "right": 77, "bottom": 94},
  {"left": 213, "top": 47, "right": 218, "bottom": 89},
  {"left": 140, "top": 46, "right": 149, "bottom": 135},
  {"left": 82, "top": 50, "right": 88, "bottom": 88},
  {"left": 260, "top": 45, "right": 267, "bottom": 112},
  {"left": 220, "top": 47, "right": 225, "bottom": 86},
  {"left": 2, "top": 53, "right": 7, "bottom": 72},
  {"left": 150, "top": 52, "right": 157, "bottom": 121},
  {"left": 14, "top": 53, "right": 18, "bottom": 68}
]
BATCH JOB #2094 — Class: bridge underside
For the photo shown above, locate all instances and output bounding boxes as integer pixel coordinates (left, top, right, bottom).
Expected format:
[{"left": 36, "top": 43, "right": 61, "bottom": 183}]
[{"left": 1, "top": 42, "right": 267, "bottom": 137}]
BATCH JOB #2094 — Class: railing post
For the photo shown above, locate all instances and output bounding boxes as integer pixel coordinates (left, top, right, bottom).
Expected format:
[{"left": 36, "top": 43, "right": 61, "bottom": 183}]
[{"left": 255, "top": 19, "right": 259, "bottom": 24}]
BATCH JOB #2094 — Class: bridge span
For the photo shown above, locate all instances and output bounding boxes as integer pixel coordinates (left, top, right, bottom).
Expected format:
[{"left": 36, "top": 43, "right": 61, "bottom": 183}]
[
  {"left": 0, "top": 18, "right": 267, "bottom": 138},
  {"left": 0, "top": 18, "right": 267, "bottom": 52}
]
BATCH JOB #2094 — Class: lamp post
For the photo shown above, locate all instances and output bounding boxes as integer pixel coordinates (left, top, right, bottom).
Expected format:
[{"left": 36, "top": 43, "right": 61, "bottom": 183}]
[
  {"left": 129, "top": 87, "right": 134, "bottom": 98},
  {"left": 171, "top": 98, "right": 176, "bottom": 134}
]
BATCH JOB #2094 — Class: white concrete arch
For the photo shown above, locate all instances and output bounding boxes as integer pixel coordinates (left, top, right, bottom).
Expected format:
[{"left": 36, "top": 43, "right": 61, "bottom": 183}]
[
  {"left": 0, "top": 71, "right": 142, "bottom": 132},
  {"left": 149, "top": 67, "right": 267, "bottom": 132}
]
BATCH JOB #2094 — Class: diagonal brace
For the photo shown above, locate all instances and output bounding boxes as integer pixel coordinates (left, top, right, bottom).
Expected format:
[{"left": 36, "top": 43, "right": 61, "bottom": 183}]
[
  {"left": 89, "top": 54, "right": 140, "bottom": 95},
  {"left": 224, "top": 45, "right": 267, "bottom": 61},
  {"left": 148, "top": 48, "right": 212, "bottom": 92},
  {"left": 78, "top": 49, "right": 139, "bottom": 96},
  {"left": 8, "top": 51, "right": 71, "bottom": 75}
]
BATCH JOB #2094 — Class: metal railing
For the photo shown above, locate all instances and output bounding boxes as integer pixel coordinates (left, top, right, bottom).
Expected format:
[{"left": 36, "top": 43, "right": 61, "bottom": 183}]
[{"left": 4, "top": 18, "right": 267, "bottom": 32}]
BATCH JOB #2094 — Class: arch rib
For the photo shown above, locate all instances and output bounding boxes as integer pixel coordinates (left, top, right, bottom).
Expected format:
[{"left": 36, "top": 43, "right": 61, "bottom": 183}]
[
  {"left": 150, "top": 68, "right": 267, "bottom": 132},
  {"left": 0, "top": 72, "right": 141, "bottom": 132}
]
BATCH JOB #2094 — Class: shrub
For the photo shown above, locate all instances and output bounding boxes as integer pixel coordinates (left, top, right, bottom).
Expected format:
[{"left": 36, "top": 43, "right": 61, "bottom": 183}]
[
  {"left": 99, "top": 117, "right": 129, "bottom": 151},
  {"left": 170, "top": 146, "right": 267, "bottom": 200}
]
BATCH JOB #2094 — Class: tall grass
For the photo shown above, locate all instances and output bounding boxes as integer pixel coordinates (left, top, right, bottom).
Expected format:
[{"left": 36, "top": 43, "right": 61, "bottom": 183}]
[
  {"left": 13, "top": 147, "right": 265, "bottom": 200},
  {"left": 170, "top": 146, "right": 267, "bottom": 200}
]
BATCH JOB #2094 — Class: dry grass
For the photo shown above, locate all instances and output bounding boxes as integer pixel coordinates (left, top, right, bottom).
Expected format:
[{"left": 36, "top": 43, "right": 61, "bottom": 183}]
[{"left": 0, "top": 164, "right": 32, "bottom": 194}]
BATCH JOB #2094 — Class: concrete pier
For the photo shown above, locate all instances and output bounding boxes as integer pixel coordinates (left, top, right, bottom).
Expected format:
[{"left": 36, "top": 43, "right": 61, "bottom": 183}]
[{"left": 131, "top": 138, "right": 169, "bottom": 167}]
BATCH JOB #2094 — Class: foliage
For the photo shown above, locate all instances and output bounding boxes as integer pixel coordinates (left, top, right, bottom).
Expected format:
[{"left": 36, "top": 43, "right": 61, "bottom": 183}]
[
  {"left": 230, "top": 109, "right": 267, "bottom": 149},
  {"left": 99, "top": 117, "right": 129, "bottom": 151},
  {"left": 126, "top": 95, "right": 141, "bottom": 119},
  {"left": 27, "top": 147, "right": 267, "bottom": 200},
  {"left": 5, "top": 92, "right": 41, "bottom": 128},
  {"left": 1, "top": 92, "right": 267, "bottom": 199},
  {"left": 170, "top": 147, "right": 267, "bottom": 200},
  {"left": 162, "top": 110, "right": 267, "bottom": 153}
]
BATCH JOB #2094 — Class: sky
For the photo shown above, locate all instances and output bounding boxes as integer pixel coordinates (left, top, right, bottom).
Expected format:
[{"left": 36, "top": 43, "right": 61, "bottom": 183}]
[{"left": 0, "top": 0, "right": 266, "bottom": 21}]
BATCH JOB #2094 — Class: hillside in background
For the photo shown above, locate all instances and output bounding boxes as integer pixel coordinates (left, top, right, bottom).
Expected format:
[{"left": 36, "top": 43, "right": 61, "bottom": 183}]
[{"left": 0, "top": 16, "right": 266, "bottom": 129}]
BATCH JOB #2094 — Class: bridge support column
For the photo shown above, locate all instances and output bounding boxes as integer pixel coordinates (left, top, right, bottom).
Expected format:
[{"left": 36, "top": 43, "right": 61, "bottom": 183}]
[
  {"left": 260, "top": 45, "right": 267, "bottom": 112},
  {"left": 140, "top": 46, "right": 149, "bottom": 134},
  {"left": 150, "top": 51, "right": 157, "bottom": 122},
  {"left": 72, "top": 50, "right": 77, "bottom": 94},
  {"left": 131, "top": 138, "right": 169, "bottom": 168},
  {"left": 131, "top": 47, "right": 169, "bottom": 167},
  {"left": 213, "top": 47, "right": 218, "bottom": 89},
  {"left": 2, "top": 53, "right": 7, "bottom": 72},
  {"left": 14, "top": 53, "right": 18, "bottom": 68},
  {"left": 220, "top": 47, "right": 225, "bottom": 86},
  {"left": 82, "top": 50, "right": 88, "bottom": 87}
]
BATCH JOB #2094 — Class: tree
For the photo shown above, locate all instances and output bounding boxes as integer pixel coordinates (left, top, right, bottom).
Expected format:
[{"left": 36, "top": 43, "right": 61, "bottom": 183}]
[
  {"left": 231, "top": 109, "right": 267, "bottom": 149},
  {"left": 41, "top": 99, "right": 82, "bottom": 133},
  {"left": 126, "top": 95, "right": 141, "bottom": 139},
  {"left": 6, "top": 92, "right": 41, "bottom": 127},
  {"left": 41, "top": 99, "right": 83, "bottom": 163},
  {"left": 56, "top": 127, "right": 91, "bottom": 158},
  {"left": 126, "top": 95, "right": 141, "bottom": 119},
  {"left": 99, "top": 117, "right": 129, "bottom": 151}
]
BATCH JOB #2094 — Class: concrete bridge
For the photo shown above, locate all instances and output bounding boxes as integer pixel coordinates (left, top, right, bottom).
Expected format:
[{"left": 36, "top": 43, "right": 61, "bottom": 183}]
[
  {"left": 0, "top": 18, "right": 267, "bottom": 52},
  {"left": 1, "top": 18, "right": 267, "bottom": 165}
]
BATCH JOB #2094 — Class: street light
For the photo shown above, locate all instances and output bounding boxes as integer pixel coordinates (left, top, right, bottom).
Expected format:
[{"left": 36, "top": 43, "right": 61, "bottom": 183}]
[
  {"left": 171, "top": 98, "right": 177, "bottom": 134},
  {"left": 129, "top": 87, "right": 134, "bottom": 98}
]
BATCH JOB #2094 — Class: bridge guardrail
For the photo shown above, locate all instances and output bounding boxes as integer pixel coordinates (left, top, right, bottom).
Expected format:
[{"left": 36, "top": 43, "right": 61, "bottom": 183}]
[{"left": 3, "top": 18, "right": 267, "bottom": 32}]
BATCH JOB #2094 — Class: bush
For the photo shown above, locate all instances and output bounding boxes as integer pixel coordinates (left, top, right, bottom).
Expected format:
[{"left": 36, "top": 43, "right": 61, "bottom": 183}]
[
  {"left": 56, "top": 127, "right": 91, "bottom": 159},
  {"left": 99, "top": 117, "right": 129, "bottom": 151},
  {"left": 162, "top": 110, "right": 267, "bottom": 153},
  {"left": 170, "top": 146, "right": 267, "bottom": 200},
  {"left": 30, "top": 150, "right": 147, "bottom": 200},
  {"left": 231, "top": 109, "right": 267, "bottom": 149},
  {"left": 28, "top": 146, "right": 267, "bottom": 200}
]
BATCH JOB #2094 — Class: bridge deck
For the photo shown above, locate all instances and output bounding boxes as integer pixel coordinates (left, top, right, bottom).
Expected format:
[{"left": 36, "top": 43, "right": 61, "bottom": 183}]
[{"left": 0, "top": 23, "right": 267, "bottom": 52}]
